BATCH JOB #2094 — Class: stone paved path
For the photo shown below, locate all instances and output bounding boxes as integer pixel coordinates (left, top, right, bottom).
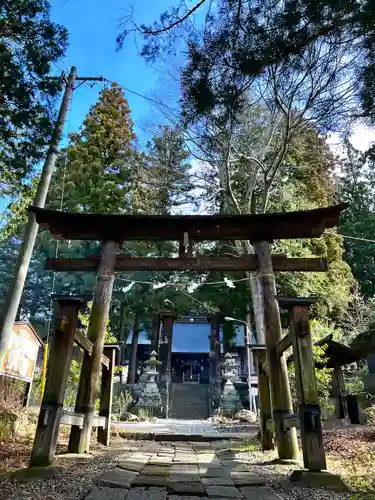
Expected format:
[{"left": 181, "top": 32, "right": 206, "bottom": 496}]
[
  {"left": 88, "top": 441, "right": 280, "bottom": 499},
  {"left": 112, "top": 419, "right": 257, "bottom": 439}
]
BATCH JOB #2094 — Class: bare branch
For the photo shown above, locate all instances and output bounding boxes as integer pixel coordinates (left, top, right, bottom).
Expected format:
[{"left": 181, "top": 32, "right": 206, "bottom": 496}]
[{"left": 139, "top": 0, "right": 207, "bottom": 36}]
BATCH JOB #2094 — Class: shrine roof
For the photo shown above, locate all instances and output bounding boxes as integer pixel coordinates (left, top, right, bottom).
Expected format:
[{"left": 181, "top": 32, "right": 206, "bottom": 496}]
[{"left": 29, "top": 204, "right": 346, "bottom": 242}]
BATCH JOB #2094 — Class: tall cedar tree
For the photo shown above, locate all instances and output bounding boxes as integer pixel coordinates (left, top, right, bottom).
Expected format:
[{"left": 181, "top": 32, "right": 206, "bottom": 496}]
[
  {"left": 145, "top": 125, "right": 193, "bottom": 214},
  {"left": 48, "top": 83, "right": 141, "bottom": 214},
  {"left": 0, "top": 0, "right": 68, "bottom": 193}
]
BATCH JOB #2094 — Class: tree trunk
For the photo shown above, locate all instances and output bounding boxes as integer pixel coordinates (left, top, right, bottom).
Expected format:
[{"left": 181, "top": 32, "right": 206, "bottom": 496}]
[
  {"left": 151, "top": 312, "right": 161, "bottom": 352},
  {"left": 127, "top": 315, "right": 140, "bottom": 384}
]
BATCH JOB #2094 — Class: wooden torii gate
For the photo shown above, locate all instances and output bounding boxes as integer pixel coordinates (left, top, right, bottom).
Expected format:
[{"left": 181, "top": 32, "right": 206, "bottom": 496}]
[{"left": 29, "top": 204, "right": 345, "bottom": 477}]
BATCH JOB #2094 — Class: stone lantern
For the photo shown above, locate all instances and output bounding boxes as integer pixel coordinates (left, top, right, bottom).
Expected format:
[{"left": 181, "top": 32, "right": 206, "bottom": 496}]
[
  {"left": 137, "top": 350, "right": 162, "bottom": 408},
  {"left": 221, "top": 352, "right": 242, "bottom": 414}
]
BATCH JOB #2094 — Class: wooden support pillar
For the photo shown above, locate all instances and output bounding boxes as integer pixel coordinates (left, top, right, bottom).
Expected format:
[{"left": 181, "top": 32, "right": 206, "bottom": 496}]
[
  {"left": 151, "top": 312, "right": 161, "bottom": 352},
  {"left": 97, "top": 346, "right": 117, "bottom": 446},
  {"left": 69, "top": 240, "right": 118, "bottom": 454},
  {"left": 334, "top": 365, "right": 349, "bottom": 422},
  {"left": 254, "top": 346, "right": 274, "bottom": 450},
  {"left": 159, "top": 312, "right": 176, "bottom": 415},
  {"left": 30, "top": 297, "right": 83, "bottom": 466},
  {"left": 277, "top": 296, "right": 327, "bottom": 471},
  {"left": 127, "top": 314, "right": 140, "bottom": 384},
  {"left": 253, "top": 241, "right": 299, "bottom": 460}
]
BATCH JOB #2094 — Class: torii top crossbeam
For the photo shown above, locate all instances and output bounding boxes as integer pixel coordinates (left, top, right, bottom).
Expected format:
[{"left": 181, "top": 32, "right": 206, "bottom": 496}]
[{"left": 29, "top": 204, "right": 346, "bottom": 242}]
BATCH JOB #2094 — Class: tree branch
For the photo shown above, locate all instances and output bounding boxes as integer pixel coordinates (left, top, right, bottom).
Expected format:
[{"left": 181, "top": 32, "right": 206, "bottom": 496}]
[{"left": 140, "top": 0, "right": 207, "bottom": 36}]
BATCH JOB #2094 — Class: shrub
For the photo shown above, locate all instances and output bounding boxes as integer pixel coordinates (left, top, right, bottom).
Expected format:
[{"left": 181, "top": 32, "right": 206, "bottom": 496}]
[
  {"left": 112, "top": 391, "right": 133, "bottom": 419},
  {"left": 363, "top": 405, "right": 375, "bottom": 425}
]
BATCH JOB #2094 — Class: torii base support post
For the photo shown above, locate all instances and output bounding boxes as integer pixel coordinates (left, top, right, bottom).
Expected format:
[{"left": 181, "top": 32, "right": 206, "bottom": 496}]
[
  {"left": 97, "top": 347, "right": 116, "bottom": 446},
  {"left": 255, "top": 347, "right": 274, "bottom": 450},
  {"left": 277, "top": 297, "right": 348, "bottom": 492},
  {"left": 254, "top": 241, "right": 299, "bottom": 460},
  {"left": 30, "top": 298, "right": 82, "bottom": 467}
]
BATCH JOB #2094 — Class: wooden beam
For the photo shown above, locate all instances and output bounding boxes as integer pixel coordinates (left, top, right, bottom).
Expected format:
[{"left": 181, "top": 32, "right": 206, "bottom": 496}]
[
  {"left": 276, "top": 333, "right": 293, "bottom": 356},
  {"left": 74, "top": 330, "right": 110, "bottom": 369},
  {"left": 59, "top": 411, "right": 106, "bottom": 429},
  {"left": 46, "top": 256, "right": 328, "bottom": 273},
  {"left": 29, "top": 204, "right": 347, "bottom": 242}
]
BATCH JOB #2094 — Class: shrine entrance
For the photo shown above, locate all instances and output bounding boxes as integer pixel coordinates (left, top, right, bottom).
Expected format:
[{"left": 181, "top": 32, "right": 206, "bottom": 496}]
[
  {"left": 28, "top": 203, "right": 346, "bottom": 488},
  {"left": 172, "top": 353, "right": 210, "bottom": 384}
]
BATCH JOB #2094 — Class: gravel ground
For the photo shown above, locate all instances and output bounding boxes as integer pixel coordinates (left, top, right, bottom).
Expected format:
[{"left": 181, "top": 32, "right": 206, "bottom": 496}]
[
  {"left": 0, "top": 441, "right": 146, "bottom": 500},
  {"left": 235, "top": 449, "right": 351, "bottom": 500}
]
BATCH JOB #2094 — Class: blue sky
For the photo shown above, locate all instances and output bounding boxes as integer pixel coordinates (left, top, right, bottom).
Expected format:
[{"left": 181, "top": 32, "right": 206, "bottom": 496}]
[{"left": 51, "top": 0, "right": 175, "bottom": 146}]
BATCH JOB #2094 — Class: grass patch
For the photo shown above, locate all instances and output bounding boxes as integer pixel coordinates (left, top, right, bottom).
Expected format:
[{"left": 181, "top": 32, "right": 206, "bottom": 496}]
[{"left": 230, "top": 437, "right": 261, "bottom": 453}]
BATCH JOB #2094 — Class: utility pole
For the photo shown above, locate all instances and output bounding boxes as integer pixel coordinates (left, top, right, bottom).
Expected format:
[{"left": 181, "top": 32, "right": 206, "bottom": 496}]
[{"left": 0, "top": 67, "right": 104, "bottom": 370}]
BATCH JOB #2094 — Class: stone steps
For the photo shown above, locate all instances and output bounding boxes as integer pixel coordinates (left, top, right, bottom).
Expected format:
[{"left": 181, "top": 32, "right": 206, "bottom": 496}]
[{"left": 170, "top": 383, "right": 209, "bottom": 419}]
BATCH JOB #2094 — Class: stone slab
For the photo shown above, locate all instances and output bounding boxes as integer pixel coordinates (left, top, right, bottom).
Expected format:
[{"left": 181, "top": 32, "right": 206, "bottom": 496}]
[
  {"left": 230, "top": 472, "right": 265, "bottom": 487},
  {"left": 168, "top": 497, "right": 206, "bottom": 500},
  {"left": 290, "top": 470, "right": 348, "bottom": 491},
  {"left": 141, "top": 465, "right": 171, "bottom": 476},
  {"left": 169, "top": 474, "right": 201, "bottom": 482},
  {"left": 131, "top": 475, "right": 168, "bottom": 487},
  {"left": 99, "top": 469, "right": 137, "bottom": 489},
  {"left": 126, "top": 455, "right": 151, "bottom": 463},
  {"left": 241, "top": 486, "right": 280, "bottom": 500},
  {"left": 167, "top": 481, "right": 205, "bottom": 495},
  {"left": 148, "top": 456, "right": 173, "bottom": 465},
  {"left": 170, "top": 464, "right": 199, "bottom": 474},
  {"left": 202, "top": 477, "right": 235, "bottom": 486},
  {"left": 117, "top": 461, "right": 146, "bottom": 472},
  {"left": 85, "top": 486, "right": 127, "bottom": 500},
  {"left": 174, "top": 456, "right": 197, "bottom": 463},
  {"left": 125, "top": 487, "right": 167, "bottom": 500},
  {"left": 205, "top": 485, "right": 243, "bottom": 498},
  {"left": 199, "top": 467, "right": 227, "bottom": 477}
]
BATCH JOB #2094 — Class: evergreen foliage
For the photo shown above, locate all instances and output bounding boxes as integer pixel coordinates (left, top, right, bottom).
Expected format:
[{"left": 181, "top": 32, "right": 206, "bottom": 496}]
[{"left": 0, "top": 0, "right": 68, "bottom": 194}]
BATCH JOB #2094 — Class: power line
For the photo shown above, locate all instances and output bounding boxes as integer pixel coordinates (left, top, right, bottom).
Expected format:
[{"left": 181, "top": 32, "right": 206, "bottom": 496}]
[
  {"left": 327, "top": 231, "right": 375, "bottom": 244},
  {"left": 102, "top": 78, "right": 176, "bottom": 112}
]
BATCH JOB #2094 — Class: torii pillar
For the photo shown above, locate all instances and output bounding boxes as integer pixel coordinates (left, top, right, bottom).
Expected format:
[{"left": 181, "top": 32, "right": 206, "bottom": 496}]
[
  {"left": 69, "top": 240, "right": 118, "bottom": 454},
  {"left": 159, "top": 312, "right": 176, "bottom": 416},
  {"left": 253, "top": 241, "right": 299, "bottom": 460},
  {"left": 276, "top": 297, "right": 326, "bottom": 471}
]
